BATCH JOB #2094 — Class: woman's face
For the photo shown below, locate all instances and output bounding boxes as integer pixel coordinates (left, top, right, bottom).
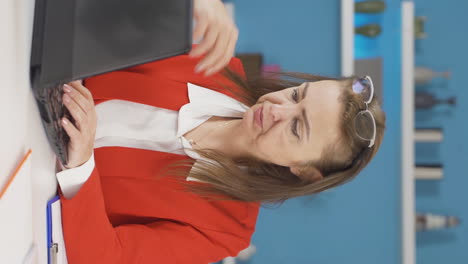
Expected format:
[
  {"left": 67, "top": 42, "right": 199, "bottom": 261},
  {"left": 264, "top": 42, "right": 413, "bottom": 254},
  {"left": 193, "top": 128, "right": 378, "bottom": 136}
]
[{"left": 241, "top": 80, "right": 344, "bottom": 169}]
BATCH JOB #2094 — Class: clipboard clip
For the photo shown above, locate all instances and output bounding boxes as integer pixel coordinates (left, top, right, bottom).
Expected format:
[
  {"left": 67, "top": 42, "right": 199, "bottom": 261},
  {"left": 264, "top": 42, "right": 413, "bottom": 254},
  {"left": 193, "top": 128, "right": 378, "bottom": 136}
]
[{"left": 49, "top": 243, "right": 58, "bottom": 264}]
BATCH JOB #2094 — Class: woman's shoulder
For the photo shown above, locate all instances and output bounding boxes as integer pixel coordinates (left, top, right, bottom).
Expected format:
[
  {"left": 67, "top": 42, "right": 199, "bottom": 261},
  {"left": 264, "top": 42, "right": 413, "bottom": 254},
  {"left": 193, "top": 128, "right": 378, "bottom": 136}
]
[
  {"left": 124, "top": 53, "right": 246, "bottom": 99},
  {"left": 127, "top": 44, "right": 245, "bottom": 75},
  {"left": 125, "top": 52, "right": 246, "bottom": 84},
  {"left": 83, "top": 52, "right": 247, "bottom": 109}
]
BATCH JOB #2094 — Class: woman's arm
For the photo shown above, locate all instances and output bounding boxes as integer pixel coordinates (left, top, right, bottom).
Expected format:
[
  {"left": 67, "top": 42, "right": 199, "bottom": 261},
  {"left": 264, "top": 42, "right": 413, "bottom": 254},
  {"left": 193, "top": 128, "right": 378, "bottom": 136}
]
[
  {"left": 60, "top": 165, "right": 251, "bottom": 264},
  {"left": 58, "top": 81, "right": 252, "bottom": 263}
]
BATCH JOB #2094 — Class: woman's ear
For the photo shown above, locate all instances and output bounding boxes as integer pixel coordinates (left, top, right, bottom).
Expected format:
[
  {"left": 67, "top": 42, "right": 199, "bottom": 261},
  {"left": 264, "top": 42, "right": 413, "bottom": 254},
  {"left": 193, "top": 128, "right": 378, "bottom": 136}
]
[{"left": 290, "top": 166, "right": 323, "bottom": 182}]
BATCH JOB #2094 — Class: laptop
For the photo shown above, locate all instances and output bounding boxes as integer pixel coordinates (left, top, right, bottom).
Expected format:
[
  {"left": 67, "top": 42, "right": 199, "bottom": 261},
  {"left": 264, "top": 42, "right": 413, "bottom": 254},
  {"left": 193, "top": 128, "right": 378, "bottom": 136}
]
[{"left": 30, "top": 0, "right": 193, "bottom": 165}]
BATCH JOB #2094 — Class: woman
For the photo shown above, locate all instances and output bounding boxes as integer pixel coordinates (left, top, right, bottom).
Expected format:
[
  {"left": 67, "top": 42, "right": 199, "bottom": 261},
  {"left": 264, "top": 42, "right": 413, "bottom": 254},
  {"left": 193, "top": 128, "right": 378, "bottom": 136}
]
[{"left": 56, "top": 1, "right": 386, "bottom": 264}]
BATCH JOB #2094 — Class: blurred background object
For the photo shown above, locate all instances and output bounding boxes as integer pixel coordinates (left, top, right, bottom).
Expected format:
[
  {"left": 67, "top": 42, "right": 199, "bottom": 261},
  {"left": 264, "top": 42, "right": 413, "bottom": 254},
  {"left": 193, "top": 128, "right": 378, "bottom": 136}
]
[
  {"left": 415, "top": 66, "right": 451, "bottom": 86},
  {"left": 415, "top": 128, "right": 443, "bottom": 142},
  {"left": 415, "top": 92, "right": 456, "bottom": 109},
  {"left": 355, "top": 23, "right": 382, "bottom": 37},
  {"left": 226, "top": 0, "right": 468, "bottom": 263},
  {"left": 235, "top": 53, "right": 263, "bottom": 81},
  {"left": 221, "top": 244, "right": 256, "bottom": 264},
  {"left": 414, "top": 16, "right": 427, "bottom": 39},
  {"left": 261, "top": 64, "right": 281, "bottom": 78},
  {"left": 416, "top": 213, "right": 460, "bottom": 231},
  {"left": 355, "top": 0, "right": 386, "bottom": 14},
  {"left": 415, "top": 164, "right": 443, "bottom": 180}
]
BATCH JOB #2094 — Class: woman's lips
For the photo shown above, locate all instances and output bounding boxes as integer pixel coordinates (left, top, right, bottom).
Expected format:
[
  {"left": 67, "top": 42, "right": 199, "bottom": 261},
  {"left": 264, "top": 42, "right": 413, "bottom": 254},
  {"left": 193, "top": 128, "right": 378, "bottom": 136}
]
[{"left": 254, "top": 106, "right": 263, "bottom": 128}]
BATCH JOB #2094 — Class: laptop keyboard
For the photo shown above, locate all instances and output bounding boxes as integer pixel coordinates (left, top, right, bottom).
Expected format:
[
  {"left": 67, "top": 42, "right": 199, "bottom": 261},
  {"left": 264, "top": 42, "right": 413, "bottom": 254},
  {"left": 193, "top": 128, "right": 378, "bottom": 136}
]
[{"left": 34, "top": 83, "right": 74, "bottom": 165}]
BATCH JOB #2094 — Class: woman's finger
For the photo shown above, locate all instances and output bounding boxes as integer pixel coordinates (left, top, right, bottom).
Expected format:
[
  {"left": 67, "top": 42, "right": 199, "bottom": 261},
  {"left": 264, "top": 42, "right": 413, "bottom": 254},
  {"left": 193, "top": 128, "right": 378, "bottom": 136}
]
[
  {"left": 192, "top": 28, "right": 219, "bottom": 72},
  {"left": 200, "top": 24, "right": 231, "bottom": 75},
  {"left": 63, "top": 84, "right": 92, "bottom": 114},
  {"left": 200, "top": 25, "right": 229, "bottom": 71},
  {"left": 61, "top": 117, "right": 80, "bottom": 141},
  {"left": 63, "top": 93, "right": 87, "bottom": 130},
  {"left": 205, "top": 27, "right": 237, "bottom": 75},
  {"left": 223, "top": 28, "right": 238, "bottom": 68},
  {"left": 225, "top": 28, "right": 238, "bottom": 63},
  {"left": 69, "top": 80, "right": 93, "bottom": 100},
  {"left": 191, "top": 18, "right": 208, "bottom": 47}
]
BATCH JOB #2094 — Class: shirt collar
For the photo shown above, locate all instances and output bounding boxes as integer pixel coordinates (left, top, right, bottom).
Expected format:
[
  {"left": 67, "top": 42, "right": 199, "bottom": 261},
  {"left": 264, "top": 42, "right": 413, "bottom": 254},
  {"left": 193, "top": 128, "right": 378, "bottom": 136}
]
[
  {"left": 176, "top": 82, "right": 249, "bottom": 138},
  {"left": 177, "top": 83, "right": 250, "bottom": 182}
]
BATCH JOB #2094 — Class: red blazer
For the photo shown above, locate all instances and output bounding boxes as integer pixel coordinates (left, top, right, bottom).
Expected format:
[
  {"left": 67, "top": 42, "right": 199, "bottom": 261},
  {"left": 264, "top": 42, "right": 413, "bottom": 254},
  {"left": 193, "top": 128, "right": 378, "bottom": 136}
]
[{"left": 60, "top": 54, "right": 260, "bottom": 264}]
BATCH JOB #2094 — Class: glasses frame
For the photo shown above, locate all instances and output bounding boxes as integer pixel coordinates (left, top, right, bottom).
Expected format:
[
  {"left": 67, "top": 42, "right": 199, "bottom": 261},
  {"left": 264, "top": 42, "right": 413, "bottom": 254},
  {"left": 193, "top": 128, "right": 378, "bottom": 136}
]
[{"left": 353, "top": 76, "right": 376, "bottom": 148}]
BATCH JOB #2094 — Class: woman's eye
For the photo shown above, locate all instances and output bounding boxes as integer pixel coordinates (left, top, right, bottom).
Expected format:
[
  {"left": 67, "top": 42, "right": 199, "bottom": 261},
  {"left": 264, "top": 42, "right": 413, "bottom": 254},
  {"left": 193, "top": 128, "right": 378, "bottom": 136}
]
[
  {"left": 291, "top": 118, "right": 300, "bottom": 139},
  {"left": 291, "top": 88, "right": 299, "bottom": 102}
]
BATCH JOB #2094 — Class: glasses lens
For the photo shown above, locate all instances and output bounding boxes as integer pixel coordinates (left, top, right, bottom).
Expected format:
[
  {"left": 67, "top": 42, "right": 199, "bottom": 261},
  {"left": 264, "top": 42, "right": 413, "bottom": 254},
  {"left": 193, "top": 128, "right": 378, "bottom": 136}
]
[
  {"left": 352, "top": 77, "right": 373, "bottom": 103},
  {"left": 354, "top": 111, "right": 376, "bottom": 141}
]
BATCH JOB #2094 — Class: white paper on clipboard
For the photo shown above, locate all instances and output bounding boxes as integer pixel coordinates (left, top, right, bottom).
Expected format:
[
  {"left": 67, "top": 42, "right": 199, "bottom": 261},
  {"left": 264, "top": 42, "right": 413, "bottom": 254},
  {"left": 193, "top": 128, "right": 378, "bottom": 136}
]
[{"left": 49, "top": 198, "right": 68, "bottom": 264}]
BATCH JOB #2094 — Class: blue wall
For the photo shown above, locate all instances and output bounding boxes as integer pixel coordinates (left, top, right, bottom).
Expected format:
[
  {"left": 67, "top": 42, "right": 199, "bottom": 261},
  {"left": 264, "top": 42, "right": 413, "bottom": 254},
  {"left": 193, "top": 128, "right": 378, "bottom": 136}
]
[
  {"left": 232, "top": 0, "right": 340, "bottom": 75},
  {"left": 413, "top": 0, "right": 468, "bottom": 263},
  {"left": 229, "top": 0, "right": 403, "bottom": 263}
]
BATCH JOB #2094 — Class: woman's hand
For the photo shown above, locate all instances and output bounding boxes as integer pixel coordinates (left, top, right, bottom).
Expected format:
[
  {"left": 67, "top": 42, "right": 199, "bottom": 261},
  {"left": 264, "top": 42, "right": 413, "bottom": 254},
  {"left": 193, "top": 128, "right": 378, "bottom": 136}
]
[
  {"left": 61, "top": 80, "right": 97, "bottom": 169},
  {"left": 190, "top": 0, "right": 238, "bottom": 76}
]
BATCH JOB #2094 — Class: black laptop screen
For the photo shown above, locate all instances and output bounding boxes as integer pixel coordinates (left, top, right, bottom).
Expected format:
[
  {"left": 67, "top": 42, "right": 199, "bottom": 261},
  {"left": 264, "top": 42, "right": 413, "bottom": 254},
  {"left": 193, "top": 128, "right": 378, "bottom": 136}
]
[{"left": 34, "top": 0, "right": 192, "bottom": 87}]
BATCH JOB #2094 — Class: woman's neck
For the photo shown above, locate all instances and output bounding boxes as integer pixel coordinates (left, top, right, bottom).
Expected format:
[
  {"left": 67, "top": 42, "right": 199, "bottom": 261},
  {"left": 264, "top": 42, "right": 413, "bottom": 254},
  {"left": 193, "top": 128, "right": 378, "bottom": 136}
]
[{"left": 187, "top": 116, "right": 252, "bottom": 161}]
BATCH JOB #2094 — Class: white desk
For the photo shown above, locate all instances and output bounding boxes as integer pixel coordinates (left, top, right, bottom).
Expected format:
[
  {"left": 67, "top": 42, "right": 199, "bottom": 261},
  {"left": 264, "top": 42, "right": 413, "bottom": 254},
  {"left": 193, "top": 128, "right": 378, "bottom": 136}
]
[{"left": 0, "top": 0, "right": 58, "bottom": 263}]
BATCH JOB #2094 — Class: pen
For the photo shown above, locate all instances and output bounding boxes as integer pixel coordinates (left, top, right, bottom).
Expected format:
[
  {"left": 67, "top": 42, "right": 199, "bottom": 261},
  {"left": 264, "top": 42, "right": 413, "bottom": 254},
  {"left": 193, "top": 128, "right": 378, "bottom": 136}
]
[{"left": 0, "top": 149, "right": 32, "bottom": 199}]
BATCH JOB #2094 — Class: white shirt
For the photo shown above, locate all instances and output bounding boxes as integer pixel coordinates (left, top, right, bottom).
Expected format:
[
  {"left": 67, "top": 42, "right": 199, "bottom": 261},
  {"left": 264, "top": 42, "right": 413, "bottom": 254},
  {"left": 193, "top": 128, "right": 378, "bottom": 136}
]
[{"left": 56, "top": 83, "right": 249, "bottom": 199}]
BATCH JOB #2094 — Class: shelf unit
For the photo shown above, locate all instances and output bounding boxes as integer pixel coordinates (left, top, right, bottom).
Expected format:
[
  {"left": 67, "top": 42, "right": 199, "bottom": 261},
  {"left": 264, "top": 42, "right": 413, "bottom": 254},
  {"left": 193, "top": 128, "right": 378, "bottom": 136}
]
[
  {"left": 340, "top": 1, "right": 416, "bottom": 264},
  {"left": 341, "top": 0, "right": 354, "bottom": 76},
  {"left": 401, "top": 2, "right": 415, "bottom": 264}
]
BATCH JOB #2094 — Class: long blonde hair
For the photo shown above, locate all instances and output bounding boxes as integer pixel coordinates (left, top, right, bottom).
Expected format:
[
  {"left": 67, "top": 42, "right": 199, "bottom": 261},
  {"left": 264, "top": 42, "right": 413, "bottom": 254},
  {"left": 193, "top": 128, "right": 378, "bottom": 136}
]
[{"left": 159, "top": 67, "right": 386, "bottom": 204}]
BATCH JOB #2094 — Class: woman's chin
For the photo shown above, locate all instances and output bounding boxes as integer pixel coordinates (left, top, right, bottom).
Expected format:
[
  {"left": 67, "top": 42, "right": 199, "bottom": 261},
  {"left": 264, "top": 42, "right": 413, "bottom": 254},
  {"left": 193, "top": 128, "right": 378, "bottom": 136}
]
[{"left": 238, "top": 108, "right": 255, "bottom": 139}]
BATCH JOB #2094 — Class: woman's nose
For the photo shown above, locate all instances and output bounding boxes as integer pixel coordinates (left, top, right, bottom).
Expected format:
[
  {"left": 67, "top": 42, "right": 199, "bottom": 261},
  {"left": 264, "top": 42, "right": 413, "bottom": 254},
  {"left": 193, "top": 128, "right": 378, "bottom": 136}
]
[{"left": 269, "top": 103, "right": 296, "bottom": 122}]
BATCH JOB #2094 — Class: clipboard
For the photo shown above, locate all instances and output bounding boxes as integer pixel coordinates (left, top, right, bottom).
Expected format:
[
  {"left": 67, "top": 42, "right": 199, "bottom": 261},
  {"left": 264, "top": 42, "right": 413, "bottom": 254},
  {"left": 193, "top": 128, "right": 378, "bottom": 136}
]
[{"left": 46, "top": 195, "right": 68, "bottom": 264}]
